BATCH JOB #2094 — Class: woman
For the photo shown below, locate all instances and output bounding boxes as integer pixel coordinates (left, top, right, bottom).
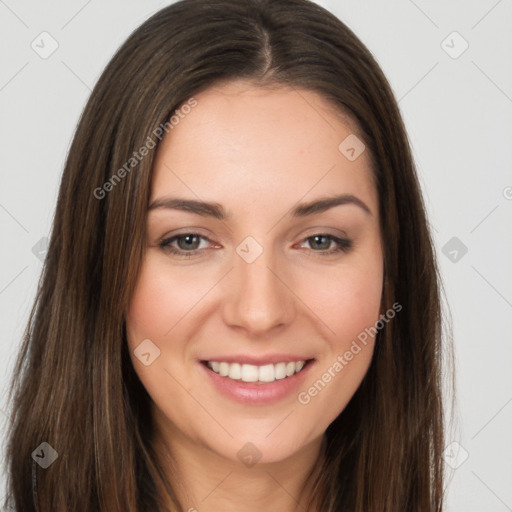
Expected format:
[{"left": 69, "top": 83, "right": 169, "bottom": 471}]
[{"left": 4, "top": 0, "right": 452, "bottom": 510}]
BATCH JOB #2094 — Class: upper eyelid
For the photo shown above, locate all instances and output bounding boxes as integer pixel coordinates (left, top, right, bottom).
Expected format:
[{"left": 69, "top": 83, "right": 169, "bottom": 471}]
[
  {"left": 159, "top": 225, "right": 349, "bottom": 241},
  {"left": 161, "top": 232, "right": 346, "bottom": 241},
  {"left": 162, "top": 233, "right": 212, "bottom": 247}
]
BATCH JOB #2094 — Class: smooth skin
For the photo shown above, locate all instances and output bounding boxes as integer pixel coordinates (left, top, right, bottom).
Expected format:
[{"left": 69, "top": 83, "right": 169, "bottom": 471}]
[{"left": 126, "top": 80, "right": 384, "bottom": 512}]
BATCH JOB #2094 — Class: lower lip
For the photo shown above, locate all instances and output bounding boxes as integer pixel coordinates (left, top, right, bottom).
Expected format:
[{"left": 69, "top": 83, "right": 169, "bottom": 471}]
[{"left": 199, "top": 360, "right": 315, "bottom": 405}]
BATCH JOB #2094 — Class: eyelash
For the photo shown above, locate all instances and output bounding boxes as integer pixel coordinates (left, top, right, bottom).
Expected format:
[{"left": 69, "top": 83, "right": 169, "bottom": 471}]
[{"left": 158, "top": 233, "right": 352, "bottom": 259}]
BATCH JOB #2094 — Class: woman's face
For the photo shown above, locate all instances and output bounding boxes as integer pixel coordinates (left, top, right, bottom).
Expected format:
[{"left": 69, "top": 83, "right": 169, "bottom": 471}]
[{"left": 126, "top": 80, "right": 383, "bottom": 465}]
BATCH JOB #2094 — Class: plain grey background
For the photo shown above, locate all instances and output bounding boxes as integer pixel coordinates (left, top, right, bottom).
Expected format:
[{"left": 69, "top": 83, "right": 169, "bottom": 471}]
[{"left": 1, "top": 0, "right": 511, "bottom": 510}]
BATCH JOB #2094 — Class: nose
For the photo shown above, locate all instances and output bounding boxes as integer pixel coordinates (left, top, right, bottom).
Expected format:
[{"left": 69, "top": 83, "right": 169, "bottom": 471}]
[{"left": 221, "top": 247, "right": 296, "bottom": 336}]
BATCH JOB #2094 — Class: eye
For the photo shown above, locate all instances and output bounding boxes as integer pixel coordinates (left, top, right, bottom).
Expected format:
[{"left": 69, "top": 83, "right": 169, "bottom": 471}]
[
  {"left": 159, "top": 233, "right": 213, "bottom": 258},
  {"left": 158, "top": 232, "right": 352, "bottom": 259},
  {"left": 298, "top": 234, "right": 352, "bottom": 254}
]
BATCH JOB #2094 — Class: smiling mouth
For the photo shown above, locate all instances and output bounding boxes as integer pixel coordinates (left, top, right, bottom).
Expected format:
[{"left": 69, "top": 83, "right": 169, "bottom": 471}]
[{"left": 201, "top": 359, "right": 315, "bottom": 384}]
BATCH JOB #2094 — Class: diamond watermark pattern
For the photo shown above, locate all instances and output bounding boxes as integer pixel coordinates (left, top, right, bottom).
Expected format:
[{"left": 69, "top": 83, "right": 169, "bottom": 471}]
[
  {"left": 32, "top": 442, "right": 59, "bottom": 469},
  {"left": 237, "top": 442, "right": 262, "bottom": 468},
  {"left": 31, "top": 32, "right": 59, "bottom": 59},
  {"left": 338, "top": 134, "right": 365, "bottom": 161},
  {"left": 442, "top": 236, "right": 468, "bottom": 263},
  {"left": 443, "top": 441, "right": 469, "bottom": 469},
  {"left": 31, "top": 236, "right": 49, "bottom": 262},
  {"left": 134, "top": 338, "right": 161, "bottom": 366},
  {"left": 441, "top": 31, "right": 469, "bottom": 59},
  {"left": 236, "top": 236, "right": 263, "bottom": 264}
]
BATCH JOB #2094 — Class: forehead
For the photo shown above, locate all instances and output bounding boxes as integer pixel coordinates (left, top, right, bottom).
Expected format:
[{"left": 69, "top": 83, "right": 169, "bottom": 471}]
[
  {"left": 166, "top": 79, "right": 363, "bottom": 152},
  {"left": 151, "top": 80, "right": 376, "bottom": 213}
]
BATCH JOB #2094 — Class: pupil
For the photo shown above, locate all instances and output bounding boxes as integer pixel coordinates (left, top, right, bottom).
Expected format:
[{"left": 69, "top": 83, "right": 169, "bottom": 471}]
[
  {"left": 178, "top": 235, "right": 199, "bottom": 250},
  {"left": 312, "top": 235, "right": 330, "bottom": 250}
]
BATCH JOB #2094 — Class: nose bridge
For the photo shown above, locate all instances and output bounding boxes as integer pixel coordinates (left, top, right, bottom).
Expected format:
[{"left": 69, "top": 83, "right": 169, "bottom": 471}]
[{"left": 222, "top": 238, "right": 295, "bottom": 334}]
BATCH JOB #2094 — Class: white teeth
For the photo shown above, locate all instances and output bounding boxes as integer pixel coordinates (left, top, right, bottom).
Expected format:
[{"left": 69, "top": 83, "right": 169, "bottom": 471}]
[
  {"left": 206, "top": 360, "right": 309, "bottom": 383},
  {"left": 228, "top": 362, "right": 242, "bottom": 380},
  {"left": 241, "top": 364, "right": 259, "bottom": 382},
  {"left": 219, "top": 362, "right": 229, "bottom": 377},
  {"left": 274, "top": 362, "right": 287, "bottom": 380},
  {"left": 258, "top": 364, "right": 275, "bottom": 382}
]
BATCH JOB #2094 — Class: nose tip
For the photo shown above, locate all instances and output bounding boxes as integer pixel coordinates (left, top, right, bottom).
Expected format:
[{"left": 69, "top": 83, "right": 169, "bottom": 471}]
[{"left": 221, "top": 253, "right": 295, "bottom": 336}]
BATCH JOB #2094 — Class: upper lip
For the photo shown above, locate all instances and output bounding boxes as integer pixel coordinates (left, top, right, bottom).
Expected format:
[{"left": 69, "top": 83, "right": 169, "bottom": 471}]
[{"left": 200, "top": 354, "right": 315, "bottom": 365}]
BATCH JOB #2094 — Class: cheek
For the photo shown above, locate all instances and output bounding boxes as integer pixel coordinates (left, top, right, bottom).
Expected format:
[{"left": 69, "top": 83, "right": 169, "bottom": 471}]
[
  {"left": 126, "top": 257, "right": 209, "bottom": 341},
  {"left": 293, "top": 253, "right": 383, "bottom": 424},
  {"left": 305, "top": 258, "right": 383, "bottom": 348},
  {"left": 125, "top": 257, "right": 204, "bottom": 413},
  {"left": 125, "top": 257, "right": 207, "bottom": 397}
]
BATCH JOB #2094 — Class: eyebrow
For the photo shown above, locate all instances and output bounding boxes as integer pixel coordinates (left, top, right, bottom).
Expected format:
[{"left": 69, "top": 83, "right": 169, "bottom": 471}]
[{"left": 148, "top": 193, "right": 372, "bottom": 219}]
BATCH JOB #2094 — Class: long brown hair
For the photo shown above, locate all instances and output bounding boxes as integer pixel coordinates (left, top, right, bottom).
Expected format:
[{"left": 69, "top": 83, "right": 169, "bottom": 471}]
[{"left": 4, "top": 0, "right": 453, "bottom": 510}]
